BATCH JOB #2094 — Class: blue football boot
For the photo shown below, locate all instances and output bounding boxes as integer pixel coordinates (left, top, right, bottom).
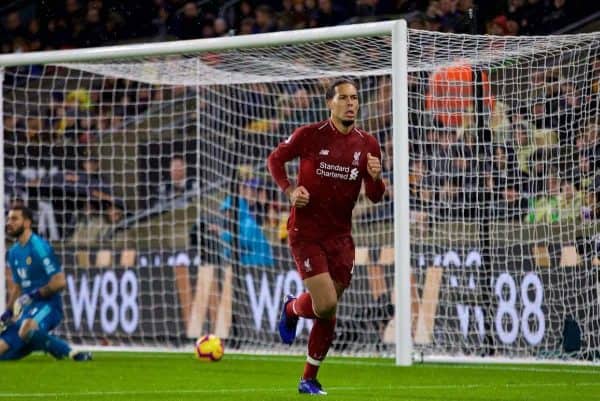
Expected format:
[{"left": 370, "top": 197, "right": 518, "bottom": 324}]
[
  {"left": 278, "top": 295, "right": 298, "bottom": 345},
  {"left": 71, "top": 351, "right": 93, "bottom": 361},
  {"left": 298, "top": 378, "right": 327, "bottom": 395}
]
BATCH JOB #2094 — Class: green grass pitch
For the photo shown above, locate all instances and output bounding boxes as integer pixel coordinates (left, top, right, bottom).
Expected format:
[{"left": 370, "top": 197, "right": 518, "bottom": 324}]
[{"left": 1, "top": 352, "right": 599, "bottom": 401}]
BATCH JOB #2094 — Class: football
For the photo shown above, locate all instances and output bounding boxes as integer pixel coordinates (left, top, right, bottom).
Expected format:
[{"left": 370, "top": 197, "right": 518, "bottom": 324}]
[{"left": 195, "top": 334, "right": 224, "bottom": 362}]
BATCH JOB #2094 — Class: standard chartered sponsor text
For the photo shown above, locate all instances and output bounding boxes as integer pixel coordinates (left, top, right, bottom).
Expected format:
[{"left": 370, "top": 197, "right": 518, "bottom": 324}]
[{"left": 317, "top": 161, "right": 352, "bottom": 179}]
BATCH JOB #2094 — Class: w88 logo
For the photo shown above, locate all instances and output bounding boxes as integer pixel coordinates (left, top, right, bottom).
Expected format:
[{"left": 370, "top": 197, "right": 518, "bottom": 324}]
[{"left": 494, "top": 272, "right": 545, "bottom": 346}]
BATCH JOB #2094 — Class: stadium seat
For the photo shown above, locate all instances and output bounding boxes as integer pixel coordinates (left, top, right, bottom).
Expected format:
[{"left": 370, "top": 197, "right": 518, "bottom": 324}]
[
  {"left": 95, "top": 250, "right": 112, "bottom": 268},
  {"left": 367, "top": 265, "right": 387, "bottom": 300},
  {"left": 76, "top": 251, "right": 90, "bottom": 269},
  {"left": 532, "top": 245, "right": 551, "bottom": 268},
  {"left": 559, "top": 246, "right": 579, "bottom": 267},
  {"left": 378, "top": 246, "right": 394, "bottom": 265},
  {"left": 354, "top": 246, "right": 370, "bottom": 265},
  {"left": 119, "top": 249, "right": 136, "bottom": 268}
]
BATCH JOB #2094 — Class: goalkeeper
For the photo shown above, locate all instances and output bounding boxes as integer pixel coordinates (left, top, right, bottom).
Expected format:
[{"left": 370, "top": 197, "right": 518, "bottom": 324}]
[{"left": 0, "top": 205, "right": 91, "bottom": 361}]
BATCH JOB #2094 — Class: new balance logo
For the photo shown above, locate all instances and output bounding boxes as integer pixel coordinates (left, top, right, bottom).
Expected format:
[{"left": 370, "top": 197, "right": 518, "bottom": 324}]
[
  {"left": 304, "top": 258, "right": 312, "bottom": 272},
  {"left": 319, "top": 149, "right": 330, "bottom": 156}
]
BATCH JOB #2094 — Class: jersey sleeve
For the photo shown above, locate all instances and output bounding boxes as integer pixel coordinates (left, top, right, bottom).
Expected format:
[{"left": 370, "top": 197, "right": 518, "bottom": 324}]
[
  {"left": 6, "top": 250, "right": 19, "bottom": 286},
  {"left": 267, "top": 126, "right": 309, "bottom": 192},
  {"left": 32, "top": 237, "right": 62, "bottom": 277},
  {"left": 363, "top": 135, "right": 386, "bottom": 203}
]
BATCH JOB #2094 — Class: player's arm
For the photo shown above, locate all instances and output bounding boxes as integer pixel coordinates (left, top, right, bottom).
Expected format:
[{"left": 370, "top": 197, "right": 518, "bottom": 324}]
[
  {"left": 1, "top": 265, "right": 21, "bottom": 324},
  {"left": 267, "top": 127, "right": 310, "bottom": 207},
  {"left": 6, "top": 268, "right": 21, "bottom": 313},
  {"left": 18, "top": 244, "right": 65, "bottom": 305},
  {"left": 363, "top": 137, "right": 386, "bottom": 203},
  {"left": 34, "top": 245, "right": 65, "bottom": 299},
  {"left": 38, "top": 272, "right": 67, "bottom": 298}
]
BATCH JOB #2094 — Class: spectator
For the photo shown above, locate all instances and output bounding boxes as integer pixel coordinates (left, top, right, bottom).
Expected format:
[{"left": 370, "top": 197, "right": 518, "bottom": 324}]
[
  {"left": 512, "top": 121, "right": 535, "bottom": 174},
  {"left": 437, "top": 0, "right": 462, "bottom": 32},
  {"left": 63, "top": 157, "right": 113, "bottom": 208},
  {"left": 426, "top": 63, "right": 494, "bottom": 129},
  {"left": 1, "top": 12, "right": 28, "bottom": 53},
  {"left": 174, "top": 2, "right": 204, "bottom": 39},
  {"left": 239, "top": 17, "right": 255, "bottom": 35},
  {"left": 253, "top": 5, "right": 276, "bottom": 34},
  {"left": 156, "top": 154, "right": 197, "bottom": 206},
  {"left": 64, "top": 0, "right": 85, "bottom": 43},
  {"left": 489, "top": 145, "right": 529, "bottom": 220},
  {"left": 289, "top": 0, "right": 310, "bottom": 29},
  {"left": 4, "top": 169, "right": 28, "bottom": 215},
  {"left": 218, "top": 182, "right": 275, "bottom": 267},
  {"left": 0, "top": 0, "right": 585, "bottom": 54},
  {"left": 506, "top": 0, "right": 527, "bottom": 27},
  {"left": 233, "top": 0, "right": 255, "bottom": 33},
  {"left": 78, "top": 7, "right": 110, "bottom": 47},
  {"left": 453, "top": 0, "right": 476, "bottom": 33},
  {"left": 558, "top": 179, "right": 585, "bottom": 222},
  {"left": 409, "top": 158, "right": 431, "bottom": 236},
  {"left": 314, "top": 0, "right": 347, "bottom": 27},
  {"left": 240, "top": 177, "right": 268, "bottom": 226},
  {"left": 44, "top": 17, "right": 70, "bottom": 50},
  {"left": 520, "top": 0, "right": 545, "bottom": 34},
  {"left": 527, "top": 170, "right": 560, "bottom": 224},
  {"left": 487, "top": 15, "right": 509, "bottom": 35},
  {"left": 541, "top": 0, "right": 571, "bottom": 34},
  {"left": 70, "top": 200, "right": 125, "bottom": 246},
  {"left": 213, "top": 17, "right": 229, "bottom": 37},
  {"left": 26, "top": 19, "right": 43, "bottom": 52}
]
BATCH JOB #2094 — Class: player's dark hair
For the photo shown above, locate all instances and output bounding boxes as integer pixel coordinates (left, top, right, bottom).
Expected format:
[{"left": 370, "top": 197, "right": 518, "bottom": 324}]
[
  {"left": 325, "top": 79, "right": 358, "bottom": 101},
  {"left": 10, "top": 204, "right": 34, "bottom": 223},
  {"left": 171, "top": 154, "right": 185, "bottom": 163}
]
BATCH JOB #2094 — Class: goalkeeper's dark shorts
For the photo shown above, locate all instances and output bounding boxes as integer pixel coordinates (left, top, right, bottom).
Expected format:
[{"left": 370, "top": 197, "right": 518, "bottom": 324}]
[
  {"left": 289, "top": 234, "right": 355, "bottom": 288},
  {"left": 0, "top": 324, "right": 33, "bottom": 360}
]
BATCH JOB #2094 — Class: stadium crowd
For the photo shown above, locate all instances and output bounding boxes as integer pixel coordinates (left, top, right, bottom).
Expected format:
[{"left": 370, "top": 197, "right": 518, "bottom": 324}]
[
  {"left": 1, "top": 0, "right": 599, "bottom": 254},
  {"left": 0, "top": 0, "right": 594, "bottom": 54}
]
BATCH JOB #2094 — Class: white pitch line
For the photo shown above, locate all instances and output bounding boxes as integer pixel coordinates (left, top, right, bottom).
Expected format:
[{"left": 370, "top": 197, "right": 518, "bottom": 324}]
[
  {"left": 64, "top": 353, "right": 600, "bottom": 375},
  {"left": 2, "top": 382, "right": 600, "bottom": 398},
  {"left": 223, "top": 355, "right": 600, "bottom": 375}
]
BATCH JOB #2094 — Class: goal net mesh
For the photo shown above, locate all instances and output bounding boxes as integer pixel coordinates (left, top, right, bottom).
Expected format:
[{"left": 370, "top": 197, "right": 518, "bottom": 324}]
[{"left": 3, "top": 29, "right": 600, "bottom": 360}]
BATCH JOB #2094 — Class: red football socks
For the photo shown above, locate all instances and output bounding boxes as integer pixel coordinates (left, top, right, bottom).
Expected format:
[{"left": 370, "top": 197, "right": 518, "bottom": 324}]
[
  {"left": 303, "top": 316, "right": 336, "bottom": 380},
  {"left": 287, "top": 292, "right": 317, "bottom": 319},
  {"left": 303, "top": 361, "right": 320, "bottom": 380}
]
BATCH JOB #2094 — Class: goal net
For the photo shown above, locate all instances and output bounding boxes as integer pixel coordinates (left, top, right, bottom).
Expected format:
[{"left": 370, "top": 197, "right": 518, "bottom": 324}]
[{"left": 2, "top": 23, "right": 600, "bottom": 362}]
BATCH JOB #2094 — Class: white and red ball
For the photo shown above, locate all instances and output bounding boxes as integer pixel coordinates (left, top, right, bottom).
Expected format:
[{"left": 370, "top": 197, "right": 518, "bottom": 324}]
[{"left": 195, "top": 334, "right": 224, "bottom": 362}]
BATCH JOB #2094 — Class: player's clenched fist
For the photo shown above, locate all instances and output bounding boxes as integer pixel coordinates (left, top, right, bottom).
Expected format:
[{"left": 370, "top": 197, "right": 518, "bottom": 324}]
[
  {"left": 367, "top": 153, "right": 382, "bottom": 181},
  {"left": 287, "top": 185, "right": 310, "bottom": 208}
]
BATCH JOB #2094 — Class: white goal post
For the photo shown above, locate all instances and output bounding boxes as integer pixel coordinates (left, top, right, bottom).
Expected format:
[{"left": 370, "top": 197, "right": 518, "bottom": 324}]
[
  {"left": 1, "top": 20, "right": 599, "bottom": 366},
  {"left": 0, "top": 20, "right": 412, "bottom": 365}
]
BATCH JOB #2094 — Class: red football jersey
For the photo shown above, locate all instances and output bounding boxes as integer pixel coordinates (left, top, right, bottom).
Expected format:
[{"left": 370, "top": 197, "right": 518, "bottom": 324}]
[{"left": 267, "top": 119, "right": 386, "bottom": 241}]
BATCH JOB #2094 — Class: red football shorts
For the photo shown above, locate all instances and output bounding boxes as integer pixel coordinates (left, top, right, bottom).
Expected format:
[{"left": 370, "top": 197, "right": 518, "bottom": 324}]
[{"left": 289, "top": 234, "right": 355, "bottom": 288}]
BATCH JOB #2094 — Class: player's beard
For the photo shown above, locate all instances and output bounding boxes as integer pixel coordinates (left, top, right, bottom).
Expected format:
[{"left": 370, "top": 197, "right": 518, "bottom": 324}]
[
  {"left": 7, "top": 224, "right": 24, "bottom": 238},
  {"left": 341, "top": 119, "right": 354, "bottom": 127}
]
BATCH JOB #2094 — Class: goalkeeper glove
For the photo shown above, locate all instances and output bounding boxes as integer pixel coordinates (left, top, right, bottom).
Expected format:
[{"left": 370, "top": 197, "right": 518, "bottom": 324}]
[
  {"left": 16, "top": 289, "right": 42, "bottom": 309},
  {"left": 0, "top": 310, "right": 13, "bottom": 333},
  {"left": 0, "top": 310, "right": 12, "bottom": 324}
]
